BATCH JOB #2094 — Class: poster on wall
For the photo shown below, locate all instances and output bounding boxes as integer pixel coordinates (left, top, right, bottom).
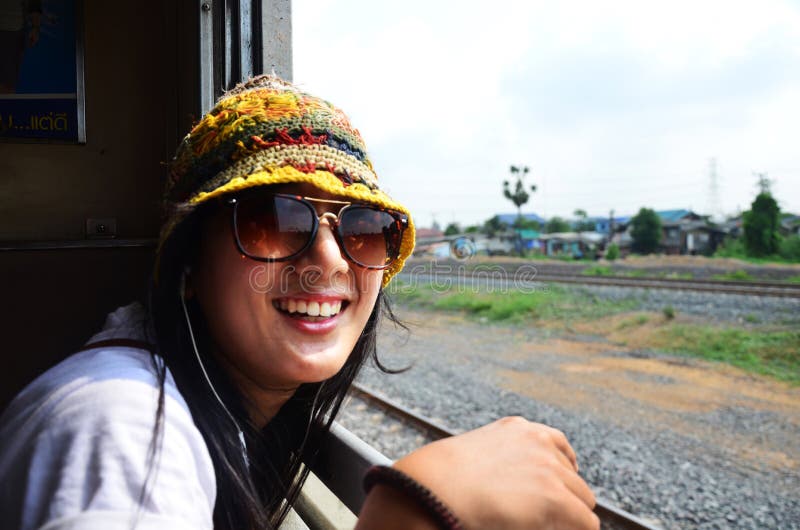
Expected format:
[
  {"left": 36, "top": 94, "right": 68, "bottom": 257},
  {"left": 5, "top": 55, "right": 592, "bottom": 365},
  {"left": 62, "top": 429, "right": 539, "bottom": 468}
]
[{"left": 0, "top": 0, "right": 85, "bottom": 143}]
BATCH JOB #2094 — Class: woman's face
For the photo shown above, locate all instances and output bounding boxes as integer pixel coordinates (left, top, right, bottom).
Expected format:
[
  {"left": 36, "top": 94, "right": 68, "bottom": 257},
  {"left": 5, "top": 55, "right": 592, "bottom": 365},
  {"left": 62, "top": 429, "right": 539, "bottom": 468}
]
[{"left": 190, "top": 183, "right": 383, "bottom": 409}]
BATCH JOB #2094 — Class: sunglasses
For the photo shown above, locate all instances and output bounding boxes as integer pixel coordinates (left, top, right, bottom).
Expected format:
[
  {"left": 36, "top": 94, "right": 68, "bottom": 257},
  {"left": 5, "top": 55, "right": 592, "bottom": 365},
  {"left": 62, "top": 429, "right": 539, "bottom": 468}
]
[{"left": 224, "top": 192, "right": 409, "bottom": 269}]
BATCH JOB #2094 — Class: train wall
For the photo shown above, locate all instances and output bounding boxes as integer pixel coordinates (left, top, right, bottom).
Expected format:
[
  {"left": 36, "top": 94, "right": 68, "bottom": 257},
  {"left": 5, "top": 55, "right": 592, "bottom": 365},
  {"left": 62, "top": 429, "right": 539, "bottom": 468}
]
[{"left": 0, "top": 2, "right": 199, "bottom": 408}]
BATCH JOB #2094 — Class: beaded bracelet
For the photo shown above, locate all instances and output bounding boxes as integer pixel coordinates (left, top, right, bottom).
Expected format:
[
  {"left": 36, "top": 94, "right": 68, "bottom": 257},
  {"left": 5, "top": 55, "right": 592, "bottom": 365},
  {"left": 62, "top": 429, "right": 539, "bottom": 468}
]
[{"left": 363, "top": 465, "right": 464, "bottom": 530}]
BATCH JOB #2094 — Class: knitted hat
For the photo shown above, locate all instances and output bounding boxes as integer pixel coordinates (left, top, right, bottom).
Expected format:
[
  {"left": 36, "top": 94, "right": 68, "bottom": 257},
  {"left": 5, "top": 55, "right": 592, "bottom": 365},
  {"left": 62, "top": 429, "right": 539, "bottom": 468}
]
[{"left": 160, "top": 75, "right": 415, "bottom": 286}]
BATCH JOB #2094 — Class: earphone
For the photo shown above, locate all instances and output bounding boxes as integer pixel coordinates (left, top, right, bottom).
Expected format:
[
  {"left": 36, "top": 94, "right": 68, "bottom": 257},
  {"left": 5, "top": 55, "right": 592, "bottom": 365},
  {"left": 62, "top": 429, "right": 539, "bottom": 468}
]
[
  {"left": 178, "top": 265, "right": 249, "bottom": 468},
  {"left": 179, "top": 266, "right": 191, "bottom": 299}
]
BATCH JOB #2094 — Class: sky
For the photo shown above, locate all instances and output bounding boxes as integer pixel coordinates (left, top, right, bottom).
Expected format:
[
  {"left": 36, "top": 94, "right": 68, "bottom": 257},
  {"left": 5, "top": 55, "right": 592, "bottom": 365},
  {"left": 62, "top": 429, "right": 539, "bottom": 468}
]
[{"left": 293, "top": 0, "right": 800, "bottom": 230}]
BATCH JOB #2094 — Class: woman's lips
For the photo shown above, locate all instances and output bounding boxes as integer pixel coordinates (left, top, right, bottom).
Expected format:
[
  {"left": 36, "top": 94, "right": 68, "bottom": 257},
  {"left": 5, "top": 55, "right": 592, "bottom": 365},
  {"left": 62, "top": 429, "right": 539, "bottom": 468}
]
[
  {"left": 273, "top": 297, "right": 345, "bottom": 317},
  {"left": 272, "top": 296, "right": 350, "bottom": 334}
]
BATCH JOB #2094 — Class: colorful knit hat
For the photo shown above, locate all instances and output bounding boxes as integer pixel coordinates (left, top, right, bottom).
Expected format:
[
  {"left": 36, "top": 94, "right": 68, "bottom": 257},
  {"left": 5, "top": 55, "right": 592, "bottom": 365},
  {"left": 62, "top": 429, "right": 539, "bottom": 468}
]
[{"left": 160, "top": 74, "right": 415, "bottom": 286}]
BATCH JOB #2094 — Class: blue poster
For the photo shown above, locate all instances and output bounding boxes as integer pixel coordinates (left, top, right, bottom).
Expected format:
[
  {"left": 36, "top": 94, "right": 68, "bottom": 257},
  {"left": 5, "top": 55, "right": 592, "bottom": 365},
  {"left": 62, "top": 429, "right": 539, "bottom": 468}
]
[{"left": 0, "top": 0, "right": 82, "bottom": 142}]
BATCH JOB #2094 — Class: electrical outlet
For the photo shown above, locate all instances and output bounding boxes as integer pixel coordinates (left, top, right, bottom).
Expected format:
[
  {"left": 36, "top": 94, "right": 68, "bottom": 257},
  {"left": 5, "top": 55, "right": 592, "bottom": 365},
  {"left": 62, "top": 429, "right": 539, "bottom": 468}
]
[{"left": 86, "top": 218, "right": 117, "bottom": 239}]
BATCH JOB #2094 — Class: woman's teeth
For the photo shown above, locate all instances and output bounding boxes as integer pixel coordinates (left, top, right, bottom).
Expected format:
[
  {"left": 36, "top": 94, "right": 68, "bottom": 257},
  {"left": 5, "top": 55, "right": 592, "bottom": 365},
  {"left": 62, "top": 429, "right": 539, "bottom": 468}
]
[{"left": 276, "top": 299, "right": 343, "bottom": 317}]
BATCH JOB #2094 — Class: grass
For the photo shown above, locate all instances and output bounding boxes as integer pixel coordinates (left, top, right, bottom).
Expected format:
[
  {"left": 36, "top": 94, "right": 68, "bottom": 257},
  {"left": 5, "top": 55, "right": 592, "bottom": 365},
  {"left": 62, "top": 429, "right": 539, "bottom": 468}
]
[
  {"left": 579, "top": 266, "right": 695, "bottom": 280},
  {"left": 712, "top": 270, "right": 754, "bottom": 281},
  {"left": 649, "top": 325, "right": 800, "bottom": 384},
  {"left": 388, "top": 280, "right": 636, "bottom": 323},
  {"left": 787, "top": 275, "right": 800, "bottom": 284},
  {"left": 388, "top": 280, "right": 799, "bottom": 384},
  {"left": 581, "top": 265, "right": 614, "bottom": 276}
]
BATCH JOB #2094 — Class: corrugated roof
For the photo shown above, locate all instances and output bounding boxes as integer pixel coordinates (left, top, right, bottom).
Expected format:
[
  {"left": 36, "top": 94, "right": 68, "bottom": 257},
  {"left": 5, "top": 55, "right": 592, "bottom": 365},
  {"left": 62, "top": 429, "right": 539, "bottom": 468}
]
[
  {"left": 495, "top": 213, "right": 547, "bottom": 225},
  {"left": 656, "top": 209, "right": 694, "bottom": 222}
]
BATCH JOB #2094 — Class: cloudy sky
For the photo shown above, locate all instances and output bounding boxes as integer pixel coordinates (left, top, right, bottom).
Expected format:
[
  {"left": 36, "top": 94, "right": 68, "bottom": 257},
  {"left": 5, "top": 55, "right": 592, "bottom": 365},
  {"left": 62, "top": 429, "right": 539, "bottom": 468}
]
[{"left": 293, "top": 0, "right": 800, "bottom": 229}]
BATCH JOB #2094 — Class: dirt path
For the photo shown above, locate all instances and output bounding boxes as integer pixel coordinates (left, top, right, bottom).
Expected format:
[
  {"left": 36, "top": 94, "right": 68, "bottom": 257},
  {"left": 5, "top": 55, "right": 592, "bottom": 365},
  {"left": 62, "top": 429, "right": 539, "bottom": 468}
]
[{"left": 382, "top": 307, "right": 800, "bottom": 473}]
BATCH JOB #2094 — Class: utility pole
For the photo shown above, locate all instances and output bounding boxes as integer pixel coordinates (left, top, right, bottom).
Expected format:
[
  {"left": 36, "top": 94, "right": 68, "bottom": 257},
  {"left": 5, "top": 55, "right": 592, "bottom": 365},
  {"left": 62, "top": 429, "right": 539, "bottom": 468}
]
[
  {"left": 755, "top": 172, "right": 772, "bottom": 194},
  {"left": 608, "top": 209, "right": 615, "bottom": 246},
  {"left": 707, "top": 157, "right": 721, "bottom": 222}
]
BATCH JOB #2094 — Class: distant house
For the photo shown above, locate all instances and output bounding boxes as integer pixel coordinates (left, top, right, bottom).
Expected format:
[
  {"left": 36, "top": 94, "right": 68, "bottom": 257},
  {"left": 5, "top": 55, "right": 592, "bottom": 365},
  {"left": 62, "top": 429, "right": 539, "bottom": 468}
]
[
  {"left": 720, "top": 216, "right": 743, "bottom": 239},
  {"left": 515, "top": 229, "right": 543, "bottom": 252},
  {"left": 412, "top": 227, "right": 446, "bottom": 257},
  {"left": 539, "top": 232, "right": 605, "bottom": 259},
  {"left": 415, "top": 227, "right": 445, "bottom": 240},
  {"left": 655, "top": 209, "right": 704, "bottom": 224},
  {"left": 591, "top": 216, "right": 630, "bottom": 235},
  {"left": 611, "top": 209, "right": 725, "bottom": 255},
  {"left": 495, "top": 213, "right": 547, "bottom": 227},
  {"left": 780, "top": 214, "right": 800, "bottom": 236},
  {"left": 654, "top": 209, "right": 724, "bottom": 255}
]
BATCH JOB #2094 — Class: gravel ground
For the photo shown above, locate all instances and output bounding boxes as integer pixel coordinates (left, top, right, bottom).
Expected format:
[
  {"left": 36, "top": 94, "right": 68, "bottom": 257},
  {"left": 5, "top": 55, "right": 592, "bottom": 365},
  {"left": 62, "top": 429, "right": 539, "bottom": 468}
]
[
  {"left": 336, "top": 293, "right": 800, "bottom": 530},
  {"left": 564, "top": 284, "right": 800, "bottom": 326},
  {"left": 394, "top": 270, "right": 800, "bottom": 327}
]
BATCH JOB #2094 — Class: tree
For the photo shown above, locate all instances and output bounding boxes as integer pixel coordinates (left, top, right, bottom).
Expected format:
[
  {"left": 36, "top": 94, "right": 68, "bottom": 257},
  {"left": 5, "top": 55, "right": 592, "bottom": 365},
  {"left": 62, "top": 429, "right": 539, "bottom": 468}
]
[
  {"left": 630, "top": 207, "right": 662, "bottom": 254},
  {"left": 573, "top": 209, "right": 595, "bottom": 233},
  {"left": 513, "top": 216, "right": 541, "bottom": 231},
  {"left": 545, "top": 216, "right": 570, "bottom": 234},
  {"left": 605, "top": 243, "right": 620, "bottom": 261},
  {"left": 482, "top": 215, "right": 509, "bottom": 237},
  {"left": 503, "top": 165, "right": 536, "bottom": 219},
  {"left": 743, "top": 192, "right": 780, "bottom": 257},
  {"left": 444, "top": 223, "right": 461, "bottom": 236}
]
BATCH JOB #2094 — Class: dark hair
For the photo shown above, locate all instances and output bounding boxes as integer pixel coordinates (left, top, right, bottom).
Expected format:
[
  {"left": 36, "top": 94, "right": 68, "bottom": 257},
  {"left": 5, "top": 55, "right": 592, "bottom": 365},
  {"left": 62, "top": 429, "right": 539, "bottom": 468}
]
[{"left": 145, "top": 200, "right": 405, "bottom": 528}]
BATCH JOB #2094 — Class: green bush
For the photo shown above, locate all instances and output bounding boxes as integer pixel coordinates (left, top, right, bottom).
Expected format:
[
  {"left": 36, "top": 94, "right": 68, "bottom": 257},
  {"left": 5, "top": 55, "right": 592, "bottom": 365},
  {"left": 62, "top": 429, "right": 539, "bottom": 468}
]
[
  {"left": 630, "top": 208, "right": 662, "bottom": 254},
  {"left": 663, "top": 306, "right": 676, "bottom": 320},
  {"left": 778, "top": 235, "right": 800, "bottom": 262},
  {"left": 743, "top": 192, "right": 780, "bottom": 257},
  {"left": 714, "top": 237, "right": 747, "bottom": 258},
  {"left": 606, "top": 243, "right": 620, "bottom": 261}
]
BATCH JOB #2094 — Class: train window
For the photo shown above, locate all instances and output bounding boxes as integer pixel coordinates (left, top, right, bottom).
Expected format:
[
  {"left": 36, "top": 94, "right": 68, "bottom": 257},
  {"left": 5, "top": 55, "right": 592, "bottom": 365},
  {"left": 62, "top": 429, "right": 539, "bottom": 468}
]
[{"left": 295, "top": 3, "right": 800, "bottom": 529}]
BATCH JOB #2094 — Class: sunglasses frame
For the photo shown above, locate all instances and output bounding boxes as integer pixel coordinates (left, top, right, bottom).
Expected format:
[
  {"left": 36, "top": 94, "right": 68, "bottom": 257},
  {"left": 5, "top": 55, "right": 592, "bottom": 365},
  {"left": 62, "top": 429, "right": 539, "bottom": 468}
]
[{"left": 224, "top": 192, "right": 408, "bottom": 270}]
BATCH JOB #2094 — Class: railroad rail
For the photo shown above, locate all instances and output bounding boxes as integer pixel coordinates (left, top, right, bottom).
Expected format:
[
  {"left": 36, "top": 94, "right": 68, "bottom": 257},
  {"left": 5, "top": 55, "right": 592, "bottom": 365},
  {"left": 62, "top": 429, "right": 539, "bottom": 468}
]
[
  {"left": 349, "top": 382, "right": 664, "bottom": 530},
  {"left": 400, "top": 265, "right": 800, "bottom": 298},
  {"left": 528, "top": 271, "right": 800, "bottom": 298}
]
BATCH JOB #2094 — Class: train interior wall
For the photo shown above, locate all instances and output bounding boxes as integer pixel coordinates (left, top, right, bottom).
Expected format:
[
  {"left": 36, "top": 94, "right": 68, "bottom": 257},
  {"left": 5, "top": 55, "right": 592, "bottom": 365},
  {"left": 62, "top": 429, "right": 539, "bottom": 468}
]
[{"left": 0, "top": 2, "right": 199, "bottom": 409}]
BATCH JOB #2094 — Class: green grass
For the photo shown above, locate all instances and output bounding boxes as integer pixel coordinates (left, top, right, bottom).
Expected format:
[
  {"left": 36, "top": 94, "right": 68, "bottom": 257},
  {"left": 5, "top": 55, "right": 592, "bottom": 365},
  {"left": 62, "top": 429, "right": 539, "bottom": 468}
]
[
  {"left": 388, "top": 281, "right": 636, "bottom": 323},
  {"left": 616, "top": 314, "right": 650, "bottom": 330},
  {"left": 579, "top": 266, "right": 695, "bottom": 280},
  {"left": 787, "top": 275, "right": 800, "bottom": 284},
  {"left": 581, "top": 265, "right": 614, "bottom": 276},
  {"left": 388, "top": 280, "right": 799, "bottom": 384},
  {"left": 712, "top": 270, "right": 754, "bottom": 281},
  {"left": 714, "top": 239, "right": 800, "bottom": 265},
  {"left": 652, "top": 325, "right": 800, "bottom": 384}
]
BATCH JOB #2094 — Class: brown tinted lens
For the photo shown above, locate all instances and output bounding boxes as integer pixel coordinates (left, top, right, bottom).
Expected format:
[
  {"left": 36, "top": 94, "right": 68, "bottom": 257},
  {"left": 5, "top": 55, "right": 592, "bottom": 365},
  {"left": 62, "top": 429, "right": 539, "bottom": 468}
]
[
  {"left": 339, "top": 207, "right": 402, "bottom": 267},
  {"left": 235, "top": 195, "right": 315, "bottom": 259}
]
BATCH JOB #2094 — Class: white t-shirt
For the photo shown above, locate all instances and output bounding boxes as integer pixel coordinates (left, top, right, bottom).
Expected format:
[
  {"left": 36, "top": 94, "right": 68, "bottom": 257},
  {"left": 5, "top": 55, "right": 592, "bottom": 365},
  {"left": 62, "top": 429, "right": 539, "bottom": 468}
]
[{"left": 0, "top": 303, "right": 216, "bottom": 530}]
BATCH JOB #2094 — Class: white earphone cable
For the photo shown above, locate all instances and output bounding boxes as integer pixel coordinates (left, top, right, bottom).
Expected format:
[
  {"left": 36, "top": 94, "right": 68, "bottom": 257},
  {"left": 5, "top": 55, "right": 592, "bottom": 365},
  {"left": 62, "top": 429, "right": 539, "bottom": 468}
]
[{"left": 180, "top": 273, "right": 250, "bottom": 468}]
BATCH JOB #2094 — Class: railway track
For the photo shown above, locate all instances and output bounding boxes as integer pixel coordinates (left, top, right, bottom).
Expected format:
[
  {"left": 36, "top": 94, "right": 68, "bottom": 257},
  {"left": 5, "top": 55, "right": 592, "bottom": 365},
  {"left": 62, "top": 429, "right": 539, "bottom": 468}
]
[
  {"left": 400, "top": 264, "right": 800, "bottom": 298},
  {"left": 349, "top": 382, "right": 663, "bottom": 530},
  {"left": 527, "top": 271, "right": 800, "bottom": 298}
]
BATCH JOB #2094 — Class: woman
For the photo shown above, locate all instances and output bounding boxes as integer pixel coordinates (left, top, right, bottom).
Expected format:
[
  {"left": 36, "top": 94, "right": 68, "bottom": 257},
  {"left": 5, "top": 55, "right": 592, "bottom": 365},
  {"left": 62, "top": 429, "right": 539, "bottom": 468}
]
[{"left": 0, "top": 75, "right": 599, "bottom": 529}]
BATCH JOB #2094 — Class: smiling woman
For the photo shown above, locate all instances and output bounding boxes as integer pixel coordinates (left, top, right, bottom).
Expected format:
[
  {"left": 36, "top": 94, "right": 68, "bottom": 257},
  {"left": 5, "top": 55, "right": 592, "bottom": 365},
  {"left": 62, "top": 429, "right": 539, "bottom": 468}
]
[{"left": 0, "top": 75, "right": 599, "bottom": 530}]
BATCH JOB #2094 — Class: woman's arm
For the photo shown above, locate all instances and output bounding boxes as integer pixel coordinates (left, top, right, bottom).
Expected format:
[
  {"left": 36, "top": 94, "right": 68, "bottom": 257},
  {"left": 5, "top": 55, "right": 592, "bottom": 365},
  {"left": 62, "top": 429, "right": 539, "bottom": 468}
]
[{"left": 356, "top": 417, "right": 599, "bottom": 530}]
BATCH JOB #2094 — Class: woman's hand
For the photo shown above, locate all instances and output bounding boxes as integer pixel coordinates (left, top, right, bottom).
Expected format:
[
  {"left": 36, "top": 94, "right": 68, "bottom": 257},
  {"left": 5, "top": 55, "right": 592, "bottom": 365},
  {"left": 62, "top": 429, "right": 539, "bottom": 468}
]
[{"left": 360, "top": 416, "right": 599, "bottom": 530}]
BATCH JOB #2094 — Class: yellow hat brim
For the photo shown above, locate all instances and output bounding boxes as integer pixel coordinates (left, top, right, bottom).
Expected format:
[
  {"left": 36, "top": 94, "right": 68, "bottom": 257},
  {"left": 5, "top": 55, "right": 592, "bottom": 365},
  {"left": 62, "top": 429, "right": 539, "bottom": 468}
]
[{"left": 182, "top": 165, "right": 415, "bottom": 287}]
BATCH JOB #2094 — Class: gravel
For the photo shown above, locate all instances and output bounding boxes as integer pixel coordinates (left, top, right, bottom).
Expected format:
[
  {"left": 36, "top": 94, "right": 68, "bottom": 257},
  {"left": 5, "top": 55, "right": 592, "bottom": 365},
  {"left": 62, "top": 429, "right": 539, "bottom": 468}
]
[
  {"left": 336, "top": 293, "right": 800, "bottom": 530},
  {"left": 565, "top": 284, "right": 800, "bottom": 326}
]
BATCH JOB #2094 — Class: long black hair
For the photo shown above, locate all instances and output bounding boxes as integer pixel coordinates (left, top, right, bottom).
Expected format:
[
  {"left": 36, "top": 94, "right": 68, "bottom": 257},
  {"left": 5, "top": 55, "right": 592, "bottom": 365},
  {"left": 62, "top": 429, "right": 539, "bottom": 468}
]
[{"left": 145, "top": 200, "right": 405, "bottom": 529}]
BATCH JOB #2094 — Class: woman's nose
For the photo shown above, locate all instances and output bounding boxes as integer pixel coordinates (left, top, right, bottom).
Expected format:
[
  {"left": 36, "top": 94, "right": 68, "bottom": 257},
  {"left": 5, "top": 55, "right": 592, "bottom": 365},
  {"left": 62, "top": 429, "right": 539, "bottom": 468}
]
[{"left": 294, "top": 217, "right": 350, "bottom": 280}]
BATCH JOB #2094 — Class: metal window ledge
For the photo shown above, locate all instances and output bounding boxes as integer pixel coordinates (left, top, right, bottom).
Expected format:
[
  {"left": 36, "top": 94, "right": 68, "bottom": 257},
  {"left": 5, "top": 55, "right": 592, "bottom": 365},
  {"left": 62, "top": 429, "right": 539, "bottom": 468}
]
[{"left": 0, "top": 239, "right": 157, "bottom": 251}]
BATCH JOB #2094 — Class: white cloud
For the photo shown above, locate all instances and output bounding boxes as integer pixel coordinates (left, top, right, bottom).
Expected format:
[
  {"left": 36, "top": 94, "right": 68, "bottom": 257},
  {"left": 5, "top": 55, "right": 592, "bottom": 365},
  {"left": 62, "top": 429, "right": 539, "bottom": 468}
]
[{"left": 294, "top": 0, "right": 800, "bottom": 228}]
